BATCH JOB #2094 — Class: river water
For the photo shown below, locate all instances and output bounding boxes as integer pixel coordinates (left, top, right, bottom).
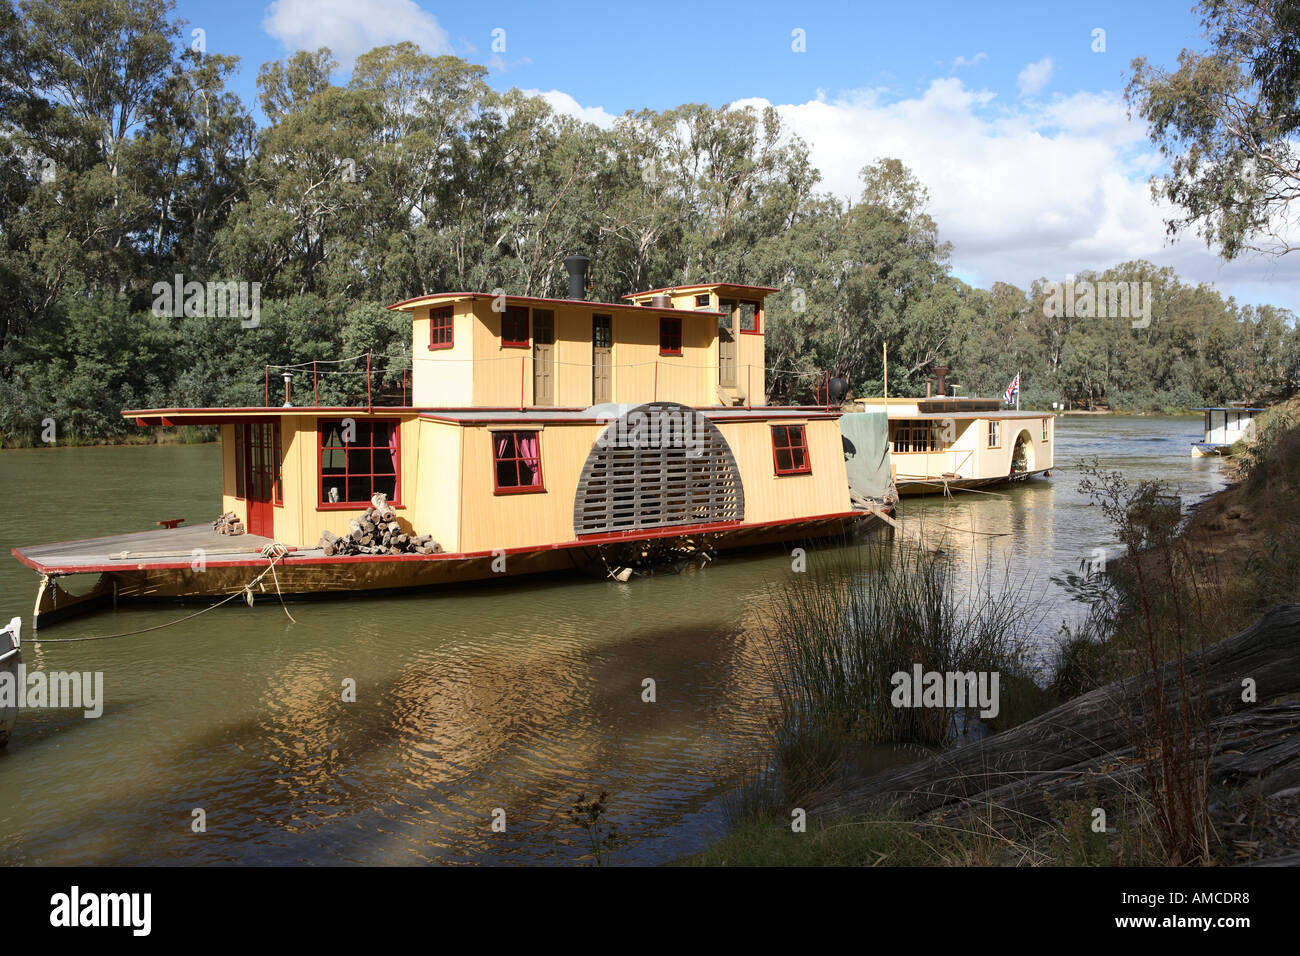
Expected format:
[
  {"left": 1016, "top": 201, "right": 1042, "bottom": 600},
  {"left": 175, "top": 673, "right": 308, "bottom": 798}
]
[{"left": 0, "top": 415, "right": 1227, "bottom": 865}]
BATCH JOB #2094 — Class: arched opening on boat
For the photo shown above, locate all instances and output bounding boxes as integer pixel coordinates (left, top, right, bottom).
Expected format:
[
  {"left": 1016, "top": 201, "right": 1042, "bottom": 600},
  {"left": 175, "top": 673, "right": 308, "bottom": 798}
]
[
  {"left": 1011, "top": 429, "right": 1035, "bottom": 477},
  {"left": 573, "top": 402, "right": 745, "bottom": 537}
]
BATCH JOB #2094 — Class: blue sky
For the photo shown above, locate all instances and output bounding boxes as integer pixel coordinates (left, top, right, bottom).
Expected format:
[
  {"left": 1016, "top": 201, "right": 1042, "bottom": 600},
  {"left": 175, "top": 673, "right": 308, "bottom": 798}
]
[
  {"left": 181, "top": 0, "right": 1201, "bottom": 122},
  {"left": 171, "top": 0, "right": 1300, "bottom": 311}
]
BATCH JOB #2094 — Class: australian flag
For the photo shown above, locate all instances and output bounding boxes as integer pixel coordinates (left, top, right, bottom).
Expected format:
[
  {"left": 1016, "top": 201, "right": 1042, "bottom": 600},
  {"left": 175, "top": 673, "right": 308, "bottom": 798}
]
[{"left": 1003, "top": 373, "right": 1020, "bottom": 405}]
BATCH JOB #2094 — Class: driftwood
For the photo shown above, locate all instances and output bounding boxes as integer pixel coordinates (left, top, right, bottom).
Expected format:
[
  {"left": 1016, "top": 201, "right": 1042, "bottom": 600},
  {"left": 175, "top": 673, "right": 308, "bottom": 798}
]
[{"left": 822, "top": 604, "right": 1300, "bottom": 827}]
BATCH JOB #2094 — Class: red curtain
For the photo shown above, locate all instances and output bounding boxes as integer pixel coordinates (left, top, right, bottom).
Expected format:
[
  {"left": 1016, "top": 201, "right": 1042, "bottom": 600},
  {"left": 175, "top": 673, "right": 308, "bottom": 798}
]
[{"left": 518, "top": 432, "right": 539, "bottom": 483}]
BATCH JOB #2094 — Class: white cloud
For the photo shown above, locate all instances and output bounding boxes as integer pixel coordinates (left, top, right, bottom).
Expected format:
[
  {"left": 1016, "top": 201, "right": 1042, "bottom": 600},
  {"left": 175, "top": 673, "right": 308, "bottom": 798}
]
[
  {"left": 262, "top": 0, "right": 451, "bottom": 68},
  {"left": 952, "top": 52, "right": 987, "bottom": 70},
  {"left": 525, "top": 89, "right": 619, "bottom": 129},
  {"left": 724, "top": 80, "right": 1300, "bottom": 309},
  {"left": 1017, "top": 57, "right": 1054, "bottom": 98}
]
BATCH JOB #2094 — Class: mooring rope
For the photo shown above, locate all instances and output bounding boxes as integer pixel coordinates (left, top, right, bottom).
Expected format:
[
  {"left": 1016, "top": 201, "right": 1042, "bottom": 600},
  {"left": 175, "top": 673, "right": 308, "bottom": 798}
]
[
  {"left": 259, "top": 542, "right": 297, "bottom": 624},
  {"left": 30, "top": 543, "right": 297, "bottom": 644}
]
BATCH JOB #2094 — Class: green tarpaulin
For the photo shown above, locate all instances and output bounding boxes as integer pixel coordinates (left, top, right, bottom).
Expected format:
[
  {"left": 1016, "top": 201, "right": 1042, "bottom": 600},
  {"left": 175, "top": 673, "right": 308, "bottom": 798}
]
[{"left": 838, "top": 410, "right": 891, "bottom": 500}]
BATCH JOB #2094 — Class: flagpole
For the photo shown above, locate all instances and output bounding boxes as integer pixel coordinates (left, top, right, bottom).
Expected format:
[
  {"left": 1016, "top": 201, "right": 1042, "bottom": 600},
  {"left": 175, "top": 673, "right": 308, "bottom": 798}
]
[
  {"left": 883, "top": 342, "right": 888, "bottom": 408},
  {"left": 1016, "top": 369, "right": 1021, "bottom": 411}
]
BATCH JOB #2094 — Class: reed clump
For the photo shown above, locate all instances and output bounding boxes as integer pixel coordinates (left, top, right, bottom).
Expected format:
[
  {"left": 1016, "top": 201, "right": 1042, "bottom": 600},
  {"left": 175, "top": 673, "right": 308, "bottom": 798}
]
[{"left": 759, "top": 537, "right": 1043, "bottom": 808}]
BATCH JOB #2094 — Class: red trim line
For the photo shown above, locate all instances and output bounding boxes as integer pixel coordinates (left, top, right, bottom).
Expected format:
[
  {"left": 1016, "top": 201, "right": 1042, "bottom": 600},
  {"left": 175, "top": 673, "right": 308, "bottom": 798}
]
[{"left": 11, "top": 510, "right": 874, "bottom": 575}]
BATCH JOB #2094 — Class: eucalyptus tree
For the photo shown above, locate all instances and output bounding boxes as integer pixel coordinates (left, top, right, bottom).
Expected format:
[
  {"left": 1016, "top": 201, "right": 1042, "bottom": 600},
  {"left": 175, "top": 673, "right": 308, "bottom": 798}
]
[
  {"left": 1129, "top": 0, "right": 1300, "bottom": 259},
  {"left": 220, "top": 48, "right": 379, "bottom": 299}
]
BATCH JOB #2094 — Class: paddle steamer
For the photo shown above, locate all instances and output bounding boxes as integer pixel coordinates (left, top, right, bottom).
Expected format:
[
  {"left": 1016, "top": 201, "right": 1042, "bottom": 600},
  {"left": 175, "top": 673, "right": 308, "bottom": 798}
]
[{"left": 13, "top": 258, "right": 895, "bottom": 627}]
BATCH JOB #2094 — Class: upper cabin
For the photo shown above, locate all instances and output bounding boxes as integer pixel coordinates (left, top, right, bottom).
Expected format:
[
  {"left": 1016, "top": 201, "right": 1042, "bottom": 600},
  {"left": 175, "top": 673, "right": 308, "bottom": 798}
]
[{"left": 389, "top": 270, "right": 777, "bottom": 410}]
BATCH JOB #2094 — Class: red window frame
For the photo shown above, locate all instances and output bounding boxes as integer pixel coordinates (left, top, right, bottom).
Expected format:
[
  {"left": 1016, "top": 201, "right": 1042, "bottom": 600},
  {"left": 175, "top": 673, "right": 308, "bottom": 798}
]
[
  {"left": 771, "top": 424, "right": 812, "bottom": 476},
  {"left": 659, "top": 315, "right": 683, "bottom": 356},
  {"left": 317, "top": 418, "right": 402, "bottom": 508},
  {"left": 234, "top": 423, "right": 246, "bottom": 499},
  {"left": 429, "top": 306, "right": 453, "bottom": 350},
  {"left": 492, "top": 430, "right": 544, "bottom": 495},
  {"left": 272, "top": 421, "right": 284, "bottom": 506},
  {"left": 740, "top": 300, "right": 763, "bottom": 335},
  {"left": 502, "top": 306, "right": 530, "bottom": 348}
]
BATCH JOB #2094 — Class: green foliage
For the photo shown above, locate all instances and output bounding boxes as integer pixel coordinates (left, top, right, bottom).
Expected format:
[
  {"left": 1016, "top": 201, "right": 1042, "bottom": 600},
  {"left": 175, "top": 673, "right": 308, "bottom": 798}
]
[
  {"left": 761, "top": 539, "right": 1041, "bottom": 804},
  {"left": 0, "top": 0, "right": 1296, "bottom": 441},
  {"left": 1128, "top": 0, "right": 1300, "bottom": 260}
]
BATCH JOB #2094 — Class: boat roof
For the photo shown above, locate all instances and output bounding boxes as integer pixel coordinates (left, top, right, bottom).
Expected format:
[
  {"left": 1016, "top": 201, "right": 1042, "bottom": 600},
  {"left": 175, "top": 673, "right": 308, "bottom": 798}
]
[
  {"left": 386, "top": 291, "right": 723, "bottom": 316},
  {"left": 1192, "top": 406, "right": 1266, "bottom": 412},
  {"left": 623, "top": 283, "right": 781, "bottom": 300},
  {"left": 418, "top": 406, "right": 842, "bottom": 424},
  {"left": 888, "top": 410, "right": 1053, "bottom": 421},
  {"left": 123, "top": 405, "right": 845, "bottom": 425},
  {"left": 123, "top": 406, "right": 427, "bottom": 425}
]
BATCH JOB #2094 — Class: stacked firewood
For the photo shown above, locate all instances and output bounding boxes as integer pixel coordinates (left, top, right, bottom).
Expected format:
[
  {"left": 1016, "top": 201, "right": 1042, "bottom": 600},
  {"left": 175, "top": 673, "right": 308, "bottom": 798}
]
[
  {"left": 318, "top": 500, "right": 442, "bottom": 557},
  {"left": 213, "top": 511, "right": 245, "bottom": 535}
]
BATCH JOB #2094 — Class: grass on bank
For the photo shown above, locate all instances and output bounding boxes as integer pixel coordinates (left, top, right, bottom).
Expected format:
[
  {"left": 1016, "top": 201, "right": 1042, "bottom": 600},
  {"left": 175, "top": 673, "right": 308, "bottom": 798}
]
[
  {"left": 752, "top": 539, "right": 1050, "bottom": 811},
  {"left": 694, "top": 411, "right": 1300, "bottom": 866}
]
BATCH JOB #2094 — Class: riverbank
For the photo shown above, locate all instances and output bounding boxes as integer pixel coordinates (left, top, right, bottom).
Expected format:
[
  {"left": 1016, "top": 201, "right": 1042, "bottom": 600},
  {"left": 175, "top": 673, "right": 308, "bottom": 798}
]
[
  {"left": 684, "top": 404, "right": 1300, "bottom": 866},
  {"left": 0, "top": 426, "right": 215, "bottom": 449}
]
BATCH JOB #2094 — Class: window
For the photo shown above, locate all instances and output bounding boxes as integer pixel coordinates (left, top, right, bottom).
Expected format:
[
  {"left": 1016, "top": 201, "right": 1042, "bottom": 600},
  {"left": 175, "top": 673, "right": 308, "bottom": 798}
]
[
  {"left": 429, "top": 306, "right": 453, "bottom": 349},
  {"left": 740, "top": 301, "right": 760, "bottom": 333},
  {"left": 234, "top": 423, "right": 245, "bottom": 499},
  {"left": 695, "top": 294, "right": 711, "bottom": 309},
  {"left": 592, "top": 314, "right": 612, "bottom": 348},
  {"left": 988, "top": 420, "right": 1001, "bottom": 449},
  {"left": 319, "top": 419, "right": 400, "bottom": 506},
  {"left": 502, "top": 306, "right": 530, "bottom": 348},
  {"left": 893, "top": 420, "right": 944, "bottom": 453},
  {"left": 771, "top": 424, "right": 811, "bottom": 475},
  {"left": 272, "top": 421, "right": 283, "bottom": 506},
  {"left": 659, "top": 316, "right": 682, "bottom": 355},
  {"left": 1042, "top": 418, "right": 1050, "bottom": 442},
  {"left": 493, "top": 430, "right": 544, "bottom": 494}
]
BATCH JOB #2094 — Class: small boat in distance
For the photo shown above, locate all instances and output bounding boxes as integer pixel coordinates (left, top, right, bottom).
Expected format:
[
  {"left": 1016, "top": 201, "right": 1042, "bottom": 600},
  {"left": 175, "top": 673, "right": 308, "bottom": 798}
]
[{"left": 1191, "top": 403, "right": 1264, "bottom": 457}]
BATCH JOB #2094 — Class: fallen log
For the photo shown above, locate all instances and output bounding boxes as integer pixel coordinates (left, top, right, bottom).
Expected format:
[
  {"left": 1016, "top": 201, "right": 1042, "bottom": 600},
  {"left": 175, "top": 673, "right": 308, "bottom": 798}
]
[
  {"left": 923, "top": 703, "right": 1300, "bottom": 837},
  {"left": 823, "top": 604, "right": 1300, "bottom": 821}
]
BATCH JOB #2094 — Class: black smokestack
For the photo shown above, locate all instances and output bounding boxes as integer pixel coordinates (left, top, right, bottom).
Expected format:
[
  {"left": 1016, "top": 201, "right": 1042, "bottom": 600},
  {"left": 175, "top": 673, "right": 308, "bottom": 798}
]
[{"left": 563, "top": 255, "right": 590, "bottom": 300}]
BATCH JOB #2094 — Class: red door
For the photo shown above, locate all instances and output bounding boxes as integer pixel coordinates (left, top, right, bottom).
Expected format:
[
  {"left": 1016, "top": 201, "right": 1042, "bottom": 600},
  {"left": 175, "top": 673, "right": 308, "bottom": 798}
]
[{"left": 244, "top": 422, "right": 278, "bottom": 538}]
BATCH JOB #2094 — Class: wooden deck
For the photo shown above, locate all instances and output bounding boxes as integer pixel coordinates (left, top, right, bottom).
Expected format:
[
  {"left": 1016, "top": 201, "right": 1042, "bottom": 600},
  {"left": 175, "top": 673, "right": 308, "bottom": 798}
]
[{"left": 12, "top": 525, "right": 310, "bottom": 574}]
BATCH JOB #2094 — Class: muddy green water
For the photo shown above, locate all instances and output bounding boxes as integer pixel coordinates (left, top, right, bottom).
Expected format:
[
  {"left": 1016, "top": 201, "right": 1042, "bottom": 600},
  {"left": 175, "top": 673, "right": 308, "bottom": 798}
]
[{"left": 0, "top": 416, "right": 1226, "bottom": 865}]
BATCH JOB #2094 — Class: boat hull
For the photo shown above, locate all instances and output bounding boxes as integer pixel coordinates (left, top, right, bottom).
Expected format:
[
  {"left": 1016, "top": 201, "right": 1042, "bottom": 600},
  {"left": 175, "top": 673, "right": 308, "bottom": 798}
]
[
  {"left": 18, "top": 511, "right": 887, "bottom": 629},
  {"left": 0, "top": 618, "right": 19, "bottom": 747},
  {"left": 894, "top": 469, "right": 1051, "bottom": 496}
]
